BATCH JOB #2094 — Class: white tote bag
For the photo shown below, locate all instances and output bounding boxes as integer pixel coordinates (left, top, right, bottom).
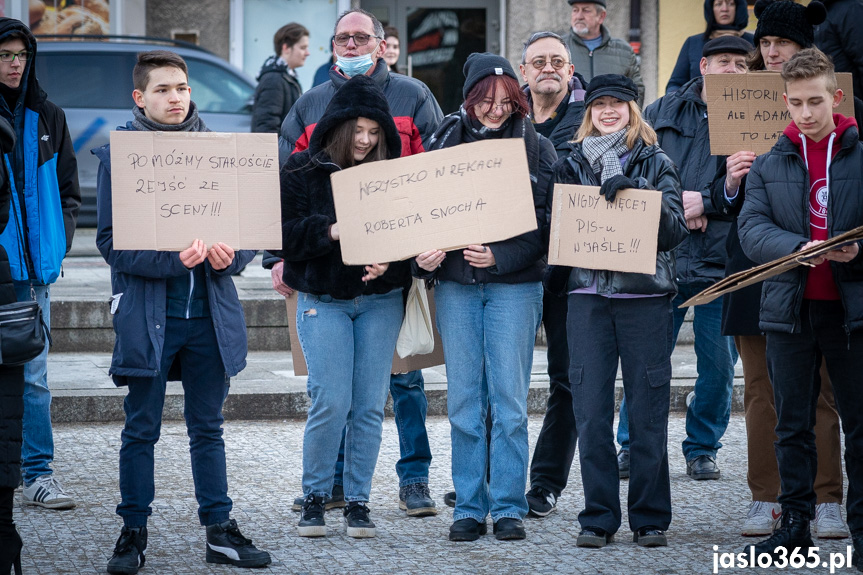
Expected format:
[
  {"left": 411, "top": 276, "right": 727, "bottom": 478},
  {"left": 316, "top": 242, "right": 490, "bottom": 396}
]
[{"left": 396, "top": 278, "right": 435, "bottom": 358}]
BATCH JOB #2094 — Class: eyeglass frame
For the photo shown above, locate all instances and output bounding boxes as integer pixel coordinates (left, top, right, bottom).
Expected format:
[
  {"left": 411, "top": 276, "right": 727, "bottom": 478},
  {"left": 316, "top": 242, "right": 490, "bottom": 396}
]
[
  {"left": 333, "top": 33, "right": 382, "bottom": 47},
  {"left": 528, "top": 57, "right": 570, "bottom": 71},
  {"left": 0, "top": 50, "right": 30, "bottom": 63}
]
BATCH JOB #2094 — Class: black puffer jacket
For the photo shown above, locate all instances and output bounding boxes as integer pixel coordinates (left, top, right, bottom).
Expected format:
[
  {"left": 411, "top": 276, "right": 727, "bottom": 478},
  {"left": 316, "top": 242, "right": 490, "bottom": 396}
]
[
  {"left": 645, "top": 76, "right": 733, "bottom": 285},
  {"left": 412, "top": 112, "right": 556, "bottom": 286},
  {"left": 815, "top": 0, "right": 863, "bottom": 106},
  {"left": 281, "top": 75, "right": 411, "bottom": 300},
  {"left": 0, "top": 116, "right": 23, "bottom": 489},
  {"left": 738, "top": 127, "right": 863, "bottom": 334},
  {"left": 252, "top": 56, "right": 303, "bottom": 133},
  {"left": 554, "top": 139, "right": 688, "bottom": 296}
]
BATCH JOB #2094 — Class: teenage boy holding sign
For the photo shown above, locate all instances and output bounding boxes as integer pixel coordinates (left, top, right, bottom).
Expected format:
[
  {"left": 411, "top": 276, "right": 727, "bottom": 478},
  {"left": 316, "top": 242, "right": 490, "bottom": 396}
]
[{"left": 93, "top": 50, "right": 271, "bottom": 574}]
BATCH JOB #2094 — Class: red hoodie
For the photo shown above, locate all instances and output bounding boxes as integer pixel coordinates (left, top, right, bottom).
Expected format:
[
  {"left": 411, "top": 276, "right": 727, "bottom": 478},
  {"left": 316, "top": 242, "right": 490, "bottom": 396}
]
[{"left": 783, "top": 113, "right": 858, "bottom": 300}]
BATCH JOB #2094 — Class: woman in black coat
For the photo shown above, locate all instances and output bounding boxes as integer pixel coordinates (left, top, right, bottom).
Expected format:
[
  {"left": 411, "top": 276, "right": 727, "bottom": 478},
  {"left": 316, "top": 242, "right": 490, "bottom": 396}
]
[{"left": 0, "top": 116, "right": 24, "bottom": 574}]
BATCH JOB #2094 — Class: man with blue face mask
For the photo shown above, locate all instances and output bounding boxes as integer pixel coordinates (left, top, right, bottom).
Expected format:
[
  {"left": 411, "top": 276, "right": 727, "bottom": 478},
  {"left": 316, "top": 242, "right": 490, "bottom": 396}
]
[{"left": 269, "top": 8, "right": 444, "bottom": 523}]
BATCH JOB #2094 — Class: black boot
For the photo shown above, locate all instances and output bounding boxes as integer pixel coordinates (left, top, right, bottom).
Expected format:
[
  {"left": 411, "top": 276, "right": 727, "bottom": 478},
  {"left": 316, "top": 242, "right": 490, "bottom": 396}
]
[
  {"left": 107, "top": 526, "right": 147, "bottom": 575},
  {"left": 0, "top": 487, "right": 22, "bottom": 575},
  {"left": 748, "top": 509, "right": 813, "bottom": 561}
]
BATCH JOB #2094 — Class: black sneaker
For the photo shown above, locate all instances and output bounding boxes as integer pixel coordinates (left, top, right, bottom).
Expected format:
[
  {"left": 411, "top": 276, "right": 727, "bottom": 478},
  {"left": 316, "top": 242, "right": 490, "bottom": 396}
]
[
  {"left": 493, "top": 518, "right": 526, "bottom": 541},
  {"left": 633, "top": 526, "right": 667, "bottom": 547},
  {"left": 205, "top": 519, "right": 271, "bottom": 568},
  {"left": 449, "top": 518, "right": 487, "bottom": 542},
  {"left": 344, "top": 502, "right": 376, "bottom": 538},
  {"left": 525, "top": 486, "right": 557, "bottom": 518},
  {"left": 577, "top": 526, "right": 614, "bottom": 548},
  {"left": 107, "top": 526, "right": 147, "bottom": 575},
  {"left": 618, "top": 448, "right": 630, "bottom": 480},
  {"left": 443, "top": 491, "right": 456, "bottom": 508},
  {"left": 748, "top": 509, "right": 813, "bottom": 561},
  {"left": 399, "top": 483, "right": 437, "bottom": 517},
  {"left": 291, "top": 483, "right": 346, "bottom": 512},
  {"left": 297, "top": 494, "right": 327, "bottom": 537},
  {"left": 686, "top": 454, "right": 721, "bottom": 480}
]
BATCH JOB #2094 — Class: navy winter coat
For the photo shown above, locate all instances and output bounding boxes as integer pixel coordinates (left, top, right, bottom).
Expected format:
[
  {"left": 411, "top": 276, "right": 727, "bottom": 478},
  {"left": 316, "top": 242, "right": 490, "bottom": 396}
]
[
  {"left": 93, "top": 141, "right": 255, "bottom": 385},
  {"left": 738, "top": 127, "right": 863, "bottom": 334}
]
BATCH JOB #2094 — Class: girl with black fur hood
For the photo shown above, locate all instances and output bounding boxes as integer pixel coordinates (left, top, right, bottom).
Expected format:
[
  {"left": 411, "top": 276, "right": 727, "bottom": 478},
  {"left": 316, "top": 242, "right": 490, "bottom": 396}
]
[
  {"left": 666, "top": 0, "right": 754, "bottom": 94},
  {"left": 280, "top": 75, "right": 410, "bottom": 540}
]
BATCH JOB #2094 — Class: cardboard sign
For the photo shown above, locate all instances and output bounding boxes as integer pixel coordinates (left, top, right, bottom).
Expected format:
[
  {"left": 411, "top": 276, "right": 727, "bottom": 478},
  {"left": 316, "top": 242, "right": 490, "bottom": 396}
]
[
  {"left": 706, "top": 72, "right": 854, "bottom": 155},
  {"left": 330, "top": 138, "right": 538, "bottom": 265},
  {"left": 286, "top": 290, "right": 446, "bottom": 377},
  {"left": 681, "top": 224, "right": 863, "bottom": 307},
  {"left": 548, "top": 184, "right": 661, "bottom": 274},
  {"left": 110, "top": 131, "right": 281, "bottom": 250}
]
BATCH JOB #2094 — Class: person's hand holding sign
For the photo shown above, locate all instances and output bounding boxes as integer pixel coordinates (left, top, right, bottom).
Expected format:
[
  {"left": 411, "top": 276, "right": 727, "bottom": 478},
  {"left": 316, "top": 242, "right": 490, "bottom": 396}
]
[
  {"left": 180, "top": 239, "right": 207, "bottom": 269},
  {"left": 362, "top": 263, "right": 389, "bottom": 281},
  {"left": 464, "top": 244, "right": 495, "bottom": 268},
  {"left": 800, "top": 240, "right": 859, "bottom": 266},
  {"left": 416, "top": 250, "right": 446, "bottom": 272},
  {"left": 208, "top": 242, "right": 236, "bottom": 270}
]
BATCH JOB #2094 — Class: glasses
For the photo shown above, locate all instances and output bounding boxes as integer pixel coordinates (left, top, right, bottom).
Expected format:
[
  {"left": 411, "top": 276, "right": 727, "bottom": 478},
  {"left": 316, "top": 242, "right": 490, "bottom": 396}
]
[
  {"left": 530, "top": 57, "right": 569, "bottom": 70},
  {"left": 333, "top": 34, "right": 381, "bottom": 46},
  {"left": 0, "top": 51, "right": 29, "bottom": 63}
]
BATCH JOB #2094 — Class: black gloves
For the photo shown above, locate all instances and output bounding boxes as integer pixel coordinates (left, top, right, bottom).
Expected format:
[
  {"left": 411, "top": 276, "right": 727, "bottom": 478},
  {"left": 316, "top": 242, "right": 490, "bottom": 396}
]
[{"left": 599, "top": 174, "right": 637, "bottom": 203}]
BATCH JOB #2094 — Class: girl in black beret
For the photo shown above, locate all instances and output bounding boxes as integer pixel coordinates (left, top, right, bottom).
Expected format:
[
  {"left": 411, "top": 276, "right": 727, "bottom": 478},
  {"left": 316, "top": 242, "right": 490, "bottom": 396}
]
[
  {"left": 549, "top": 73, "right": 687, "bottom": 548},
  {"left": 280, "top": 74, "right": 411, "bottom": 539},
  {"left": 414, "top": 52, "right": 556, "bottom": 542}
]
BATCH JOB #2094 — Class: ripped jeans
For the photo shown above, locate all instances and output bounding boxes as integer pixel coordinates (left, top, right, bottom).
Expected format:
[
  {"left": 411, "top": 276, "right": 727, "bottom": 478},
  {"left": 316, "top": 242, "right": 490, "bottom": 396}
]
[{"left": 296, "top": 290, "right": 403, "bottom": 503}]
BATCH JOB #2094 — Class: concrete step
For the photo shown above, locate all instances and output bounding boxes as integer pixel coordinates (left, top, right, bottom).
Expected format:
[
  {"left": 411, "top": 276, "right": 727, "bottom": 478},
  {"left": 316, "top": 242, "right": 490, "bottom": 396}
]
[{"left": 48, "top": 344, "right": 743, "bottom": 423}]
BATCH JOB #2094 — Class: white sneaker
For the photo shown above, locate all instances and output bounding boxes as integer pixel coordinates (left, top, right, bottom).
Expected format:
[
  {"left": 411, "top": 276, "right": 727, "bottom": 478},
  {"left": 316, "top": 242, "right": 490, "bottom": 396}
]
[
  {"left": 741, "top": 501, "right": 781, "bottom": 536},
  {"left": 813, "top": 502, "right": 849, "bottom": 539},
  {"left": 22, "top": 475, "right": 76, "bottom": 510}
]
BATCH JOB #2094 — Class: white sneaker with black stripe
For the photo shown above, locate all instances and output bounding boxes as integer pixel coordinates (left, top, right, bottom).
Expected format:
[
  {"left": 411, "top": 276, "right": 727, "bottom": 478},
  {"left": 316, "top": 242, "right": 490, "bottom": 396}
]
[{"left": 22, "top": 474, "right": 76, "bottom": 509}]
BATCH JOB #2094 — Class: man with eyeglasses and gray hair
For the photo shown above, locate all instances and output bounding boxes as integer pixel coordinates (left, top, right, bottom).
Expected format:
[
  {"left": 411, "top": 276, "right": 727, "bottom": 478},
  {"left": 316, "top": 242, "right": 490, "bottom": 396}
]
[
  {"left": 566, "top": 0, "right": 644, "bottom": 105},
  {"left": 271, "top": 8, "right": 443, "bottom": 530},
  {"left": 0, "top": 18, "right": 80, "bottom": 512},
  {"left": 517, "top": 30, "right": 586, "bottom": 518}
]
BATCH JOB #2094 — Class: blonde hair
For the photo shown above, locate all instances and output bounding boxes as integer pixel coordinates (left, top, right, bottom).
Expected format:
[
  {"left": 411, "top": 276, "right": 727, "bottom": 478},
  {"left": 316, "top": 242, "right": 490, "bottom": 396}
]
[{"left": 574, "top": 100, "right": 657, "bottom": 148}]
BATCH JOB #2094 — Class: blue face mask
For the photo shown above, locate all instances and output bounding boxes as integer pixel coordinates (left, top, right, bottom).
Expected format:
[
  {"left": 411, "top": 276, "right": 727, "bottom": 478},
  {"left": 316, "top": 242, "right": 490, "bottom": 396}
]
[{"left": 336, "top": 52, "right": 376, "bottom": 77}]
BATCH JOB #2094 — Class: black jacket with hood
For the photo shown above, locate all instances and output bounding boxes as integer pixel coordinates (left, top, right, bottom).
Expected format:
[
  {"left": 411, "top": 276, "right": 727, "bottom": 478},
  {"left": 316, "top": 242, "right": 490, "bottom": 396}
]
[
  {"left": 816, "top": 0, "right": 863, "bottom": 104},
  {"left": 666, "top": 0, "right": 754, "bottom": 94},
  {"left": 738, "top": 117, "right": 863, "bottom": 334},
  {"left": 251, "top": 55, "right": 303, "bottom": 133},
  {"left": 280, "top": 75, "right": 411, "bottom": 300},
  {"left": 552, "top": 139, "right": 688, "bottom": 297},
  {"left": 645, "top": 76, "right": 733, "bottom": 285}
]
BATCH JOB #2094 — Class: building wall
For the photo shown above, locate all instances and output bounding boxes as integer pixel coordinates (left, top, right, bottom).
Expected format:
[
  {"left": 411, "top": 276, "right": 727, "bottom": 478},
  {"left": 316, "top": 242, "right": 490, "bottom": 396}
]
[
  {"left": 657, "top": 0, "right": 702, "bottom": 96},
  {"left": 147, "top": 0, "right": 232, "bottom": 60}
]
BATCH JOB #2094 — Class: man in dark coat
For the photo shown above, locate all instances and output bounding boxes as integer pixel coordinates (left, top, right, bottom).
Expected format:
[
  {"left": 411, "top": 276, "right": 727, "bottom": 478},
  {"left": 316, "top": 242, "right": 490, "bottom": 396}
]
[
  {"left": 618, "top": 36, "right": 752, "bottom": 484},
  {"left": 517, "top": 30, "right": 585, "bottom": 518},
  {"left": 815, "top": 0, "right": 863, "bottom": 105},
  {"left": 0, "top": 18, "right": 80, "bottom": 512},
  {"left": 251, "top": 22, "right": 309, "bottom": 133}
]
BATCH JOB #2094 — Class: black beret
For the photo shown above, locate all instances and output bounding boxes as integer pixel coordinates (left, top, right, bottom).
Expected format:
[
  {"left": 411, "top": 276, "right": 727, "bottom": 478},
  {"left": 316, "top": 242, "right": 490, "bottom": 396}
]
[
  {"left": 567, "top": 0, "right": 606, "bottom": 6},
  {"left": 702, "top": 35, "right": 755, "bottom": 58},
  {"left": 462, "top": 52, "right": 518, "bottom": 99},
  {"left": 753, "top": 0, "right": 826, "bottom": 49},
  {"left": 584, "top": 74, "right": 638, "bottom": 106}
]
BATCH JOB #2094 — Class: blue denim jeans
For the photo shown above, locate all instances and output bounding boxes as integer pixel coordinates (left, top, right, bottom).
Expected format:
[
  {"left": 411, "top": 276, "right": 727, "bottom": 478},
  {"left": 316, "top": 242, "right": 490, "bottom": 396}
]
[
  {"left": 14, "top": 282, "right": 53, "bottom": 485},
  {"left": 118, "top": 317, "right": 232, "bottom": 527},
  {"left": 391, "top": 370, "right": 432, "bottom": 486},
  {"left": 297, "top": 290, "right": 403, "bottom": 503},
  {"left": 436, "top": 280, "right": 543, "bottom": 523},
  {"left": 616, "top": 283, "right": 737, "bottom": 461}
]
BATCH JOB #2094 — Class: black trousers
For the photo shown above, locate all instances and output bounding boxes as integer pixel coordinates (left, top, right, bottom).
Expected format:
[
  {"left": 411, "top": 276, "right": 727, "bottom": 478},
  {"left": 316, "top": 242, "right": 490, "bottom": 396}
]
[
  {"left": 568, "top": 293, "right": 673, "bottom": 534},
  {"left": 767, "top": 299, "right": 863, "bottom": 532},
  {"left": 529, "top": 290, "right": 577, "bottom": 497}
]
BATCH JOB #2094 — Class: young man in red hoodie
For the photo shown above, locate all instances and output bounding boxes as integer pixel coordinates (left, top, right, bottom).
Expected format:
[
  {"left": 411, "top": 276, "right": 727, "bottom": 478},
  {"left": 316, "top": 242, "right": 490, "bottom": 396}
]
[{"left": 738, "top": 48, "right": 863, "bottom": 566}]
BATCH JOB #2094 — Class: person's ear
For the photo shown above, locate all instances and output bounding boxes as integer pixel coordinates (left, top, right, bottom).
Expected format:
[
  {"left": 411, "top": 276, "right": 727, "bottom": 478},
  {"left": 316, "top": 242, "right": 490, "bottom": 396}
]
[
  {"left": 519, "top": 63, "right": 528, "bottom": 83},
  {"left": 833, "top": 88, "right": 843, "bottom": 109},
  {"left": 132, "top": 89, "right": 145, "bottom": 108},
  {"left": 699, "top": 57, "right": 709, "bottom": 76}
]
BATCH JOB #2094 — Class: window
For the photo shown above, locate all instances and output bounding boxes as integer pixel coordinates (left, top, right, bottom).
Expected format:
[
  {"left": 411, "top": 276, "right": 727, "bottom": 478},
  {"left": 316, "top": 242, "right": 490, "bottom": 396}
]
[
  {"left": 35, "top": 52, "right": 135, "bottom": 110},
  {"left": 186, "top": 58, "right": 254, "bottom": 114}
]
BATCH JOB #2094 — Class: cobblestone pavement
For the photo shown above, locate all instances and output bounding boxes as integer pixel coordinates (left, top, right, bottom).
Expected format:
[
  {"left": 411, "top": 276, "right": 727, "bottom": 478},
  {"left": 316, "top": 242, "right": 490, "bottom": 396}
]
[{"left": 13, "top": 414, "right": 853, "bottom": 574}]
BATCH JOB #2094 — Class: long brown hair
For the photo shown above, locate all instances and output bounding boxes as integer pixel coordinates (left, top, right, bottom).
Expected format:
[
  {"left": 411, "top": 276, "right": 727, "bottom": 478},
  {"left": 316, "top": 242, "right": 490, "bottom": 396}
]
[
  {"left": 574, "top": 100, "right": 657, "bottom": 148},
  {"left": 323, "top": 118, "right": 388, "bottom": 168}
]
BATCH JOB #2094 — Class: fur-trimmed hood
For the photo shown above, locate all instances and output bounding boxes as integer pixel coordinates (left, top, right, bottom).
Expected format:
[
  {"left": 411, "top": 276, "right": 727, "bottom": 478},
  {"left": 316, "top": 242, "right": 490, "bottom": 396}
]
[{"left": 307, "top": 74, "right": 401, "bottom": 160}]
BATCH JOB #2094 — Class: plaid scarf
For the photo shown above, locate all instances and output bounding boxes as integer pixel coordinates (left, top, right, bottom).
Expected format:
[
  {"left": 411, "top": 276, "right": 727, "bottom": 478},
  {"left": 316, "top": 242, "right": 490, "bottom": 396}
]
[{"left": 581, "top": 128, "right": 629, "bottom": 183}]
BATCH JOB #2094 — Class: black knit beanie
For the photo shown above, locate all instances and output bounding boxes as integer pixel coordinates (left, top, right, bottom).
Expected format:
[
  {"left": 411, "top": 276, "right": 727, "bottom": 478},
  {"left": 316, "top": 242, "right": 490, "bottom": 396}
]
[
  {"left": 462, "top": 52, "right": 518, "bottom": 99},
  {"left": 753, "top": 0, "right": 826, "bottom": 49}
]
